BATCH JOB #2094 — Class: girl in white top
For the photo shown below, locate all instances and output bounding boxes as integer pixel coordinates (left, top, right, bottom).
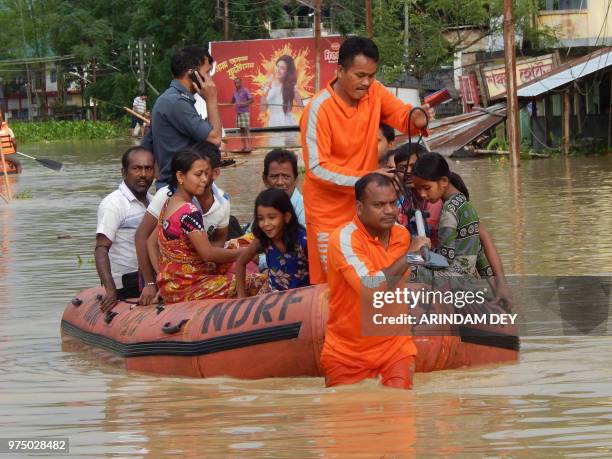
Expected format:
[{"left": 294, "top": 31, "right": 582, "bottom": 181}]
[{"left": 261, "top": 55, "right": 303, "bottom": 127}]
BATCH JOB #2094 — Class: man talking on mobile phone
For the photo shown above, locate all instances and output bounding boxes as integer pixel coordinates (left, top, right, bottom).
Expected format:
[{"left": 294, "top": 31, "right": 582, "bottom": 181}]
[{"left": 142, "top": 46, "right": 222, "bottom": 190}]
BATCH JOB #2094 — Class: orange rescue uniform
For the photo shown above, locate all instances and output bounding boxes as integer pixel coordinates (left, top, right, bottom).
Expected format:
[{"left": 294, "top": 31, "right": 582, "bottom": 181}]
[
  {"left": 300, "top": 79, "right": 426, "bottom": 284},
  {"left": 322, "top": 216, "right": 417, "bottom": 389}
]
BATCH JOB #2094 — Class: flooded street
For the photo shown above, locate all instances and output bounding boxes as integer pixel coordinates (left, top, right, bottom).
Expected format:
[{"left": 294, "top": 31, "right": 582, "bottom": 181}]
[{"left": 1, "top": 139, "right": 612, "bottom": 457}]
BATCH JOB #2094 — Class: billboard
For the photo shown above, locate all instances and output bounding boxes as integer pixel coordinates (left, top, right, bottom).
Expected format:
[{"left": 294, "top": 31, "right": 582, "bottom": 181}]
[
  {"left": 482, "top": 54, "right": 558, "bottom": 101},
  {"left": 210, "top": 36, "right": 343, "bottom": 130}
]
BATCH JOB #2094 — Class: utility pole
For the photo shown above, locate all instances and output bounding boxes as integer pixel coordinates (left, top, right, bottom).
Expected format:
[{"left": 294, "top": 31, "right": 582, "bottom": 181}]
[
  {"left": 138, "top": 40, "right": 146, "bottom": 94},
  {"left": 503, "top": 0, "right": 520, "bottom": 168},
  {"left": 404, "top": 0, "right": 409, "bottom": 85},
  {"left": 562, "top": 88, "right": 571, "bottom": 155},
  {"left": 224, "top": 0, "right": 229, "bottom": 40},
  {"left": 92, "top": 56, "right": 97, "bottom": 122},
  {"left": 129, "top": 40, "right": 155, "bottom": 95},
  {"left": 17, "top": 2, "right": 33, "bottom": 121},
  {"left": 365, "top": 0, "right": 373, "bottom": 38},
  {"left": 314, "top": 0, "right": 321, "bottom": 92},
  {"left": 24, "top": 65, "right": 33, "bottom": 122}
]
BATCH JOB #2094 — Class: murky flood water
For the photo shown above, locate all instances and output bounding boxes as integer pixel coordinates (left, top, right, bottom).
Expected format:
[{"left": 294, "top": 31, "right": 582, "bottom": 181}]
[{"left": 1, "top": 139, "right": 612, "bottom": 457}]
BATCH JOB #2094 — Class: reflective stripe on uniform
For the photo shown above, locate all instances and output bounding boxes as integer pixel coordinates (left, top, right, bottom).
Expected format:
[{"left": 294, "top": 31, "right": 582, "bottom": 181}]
[
  {"left": 339, "top": 223, "right": 385, "bottom": 288},
  {"left": 305, "top": 91, "right": 358, "bottom": 187}
]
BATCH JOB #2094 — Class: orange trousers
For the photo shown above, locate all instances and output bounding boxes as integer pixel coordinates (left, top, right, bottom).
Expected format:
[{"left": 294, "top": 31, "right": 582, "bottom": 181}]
[
  {"left": 303, "top": 179, "right": 356, "bottom": 284},
  {"left": 322, "top": 355, "right": 416, "bottom": 390}
]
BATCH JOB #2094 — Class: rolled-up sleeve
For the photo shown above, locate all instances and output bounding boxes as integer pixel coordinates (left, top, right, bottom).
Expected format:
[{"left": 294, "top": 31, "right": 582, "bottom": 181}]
[
  {"left": 96, "top": 197, "right": 121, "bottom": 242},
  {"left": 172, "top": 98, "right": 212, "bottom": 142}
]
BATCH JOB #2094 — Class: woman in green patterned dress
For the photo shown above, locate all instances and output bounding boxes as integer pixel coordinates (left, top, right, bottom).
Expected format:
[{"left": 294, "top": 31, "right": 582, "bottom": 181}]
[{"left": 411, "top": 152, "right": 493, "bottom": 279}]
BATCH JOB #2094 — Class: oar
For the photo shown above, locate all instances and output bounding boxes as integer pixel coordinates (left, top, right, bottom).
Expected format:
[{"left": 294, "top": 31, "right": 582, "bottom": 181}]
[
  {"left": 15, "top": 151, "right": 64, "bottom": 171},
  {"left": 123, "top": 106, "right": 150, "bottom": 124}
]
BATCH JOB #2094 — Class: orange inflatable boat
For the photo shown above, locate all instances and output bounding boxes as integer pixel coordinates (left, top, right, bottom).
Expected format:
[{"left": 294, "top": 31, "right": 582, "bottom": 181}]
[{"left": 61, "top": 285, "right": 519, "bottom": 378}]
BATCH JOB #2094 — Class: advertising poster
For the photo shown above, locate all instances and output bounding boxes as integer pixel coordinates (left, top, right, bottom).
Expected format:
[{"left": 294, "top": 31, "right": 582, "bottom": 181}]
[
  {"left": 210, "top": 36, "right": 343, "bottom": 129},
  {"left": 482, "top": 54, "right": 557, "bottom": 100}
]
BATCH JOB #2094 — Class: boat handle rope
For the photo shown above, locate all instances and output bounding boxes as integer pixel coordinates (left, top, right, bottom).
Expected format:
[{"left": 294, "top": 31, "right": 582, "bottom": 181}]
[
  {"left": 162, "top": 319, "right": 189, "bottom": 335},
  {"left": 71, "top": 298, "right": 83, "bottom": 307},
  {"left": 104, "top": 311, "right": 118, "bottom": 324}
]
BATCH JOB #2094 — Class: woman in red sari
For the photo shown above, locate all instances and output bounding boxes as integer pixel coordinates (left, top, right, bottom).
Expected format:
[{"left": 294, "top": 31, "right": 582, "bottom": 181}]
[{"left": 154, "top": 147, "right": 265, "bottom": 303}]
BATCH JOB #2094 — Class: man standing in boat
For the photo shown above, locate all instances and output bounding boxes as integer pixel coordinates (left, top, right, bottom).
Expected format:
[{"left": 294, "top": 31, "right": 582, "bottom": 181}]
[
  {"left": 0, "top": 111, "right": 16, "bottom": 154},
  {"left": 141, "top": 46, "right": 222, "bottom": 189},
  {"left": 300, "top": 36, "right": 434, "bottom": 284},
  {"left": 322, "top": 173, "right": 429, "bottom": 389},
  {"left": 95, "top": 147, "right": 155, "bottom": 311}
]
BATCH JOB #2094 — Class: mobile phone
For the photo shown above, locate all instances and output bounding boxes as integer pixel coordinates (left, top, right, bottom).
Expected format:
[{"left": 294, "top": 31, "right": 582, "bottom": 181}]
[{"left": 190, "top": 69, "right": 202, "bottom": 89}]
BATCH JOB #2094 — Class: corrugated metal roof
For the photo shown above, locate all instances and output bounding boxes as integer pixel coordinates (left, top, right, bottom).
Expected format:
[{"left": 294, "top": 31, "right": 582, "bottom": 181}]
[
  {"left": 422, "top": 103, "right": 507, "bottom": 156},
  {"left": 517, "top": 48, "right": 612, "bottom": 98}
]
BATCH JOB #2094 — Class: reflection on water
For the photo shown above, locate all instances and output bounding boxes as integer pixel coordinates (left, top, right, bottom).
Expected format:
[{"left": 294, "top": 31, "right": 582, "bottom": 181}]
[{"left": 1, "top": 139, "right": 612, "bottom": 456}]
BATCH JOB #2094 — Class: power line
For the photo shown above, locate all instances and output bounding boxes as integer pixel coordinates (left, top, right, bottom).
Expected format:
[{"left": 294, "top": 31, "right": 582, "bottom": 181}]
[{"left": 0, "top": 55, "right": 75, "bottom": 66}]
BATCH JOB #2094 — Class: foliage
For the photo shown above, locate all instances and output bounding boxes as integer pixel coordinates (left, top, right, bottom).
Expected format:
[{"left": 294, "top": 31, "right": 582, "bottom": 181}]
[
  {"left": 11, "top": 120, "right": 126, "bottom": 142},
  {"left": 0, "top": 0, "right": 558, "bottom": 117},
  {"left": 352, "top": 0, "right": 558, "bottom": 84},
  {"left": 486, "top": 137, "right": 509, "bottom": 151},
  {"left": 13, "top": 189, "right": 33, "bottom": 199},
  {"left": 0, "top": 0, "right": 285, "bottom": 120},
  {"left": 372, "top": 0, "right": 404, "bottom": 83}
]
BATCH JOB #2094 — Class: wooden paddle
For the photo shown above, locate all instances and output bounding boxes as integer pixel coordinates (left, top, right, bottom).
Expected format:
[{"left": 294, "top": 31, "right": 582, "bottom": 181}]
[
  {"left": 15, "top": 151, "right": 64, "bottom": 171},
  {"left": 123, "top": 107, "right": 150, "bottom": 124}
]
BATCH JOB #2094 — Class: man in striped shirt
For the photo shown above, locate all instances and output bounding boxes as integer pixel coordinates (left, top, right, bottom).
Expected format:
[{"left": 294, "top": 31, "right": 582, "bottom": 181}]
[
  {"left": 299, "top": 36, "right": 434, "bottom": 284},
  {"left": 131, "top": 93, "right": 147, "bottom": 137}
]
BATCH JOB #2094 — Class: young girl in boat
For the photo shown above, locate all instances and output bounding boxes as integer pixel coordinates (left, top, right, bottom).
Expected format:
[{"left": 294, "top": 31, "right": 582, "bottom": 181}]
[
  {"left": 154, "top": 148, "right": 265, "bottom": 303},
  {"left": 392, "top": 142, "right": 442, "bottom": 243},
  {"left": 235, "top": 188, "right": 309, "bottom": 297},
  {"left": 411, "top": 152, "right": 492, "bottom": 278}
]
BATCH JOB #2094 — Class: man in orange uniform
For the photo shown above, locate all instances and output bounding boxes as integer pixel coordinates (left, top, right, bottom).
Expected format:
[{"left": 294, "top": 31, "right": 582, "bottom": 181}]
[
  {"left": 300, "top": 36, "right": 433, "bottom": 284},
  {"left": 322, "top": 173, "right": 429, "bottom": 389}
]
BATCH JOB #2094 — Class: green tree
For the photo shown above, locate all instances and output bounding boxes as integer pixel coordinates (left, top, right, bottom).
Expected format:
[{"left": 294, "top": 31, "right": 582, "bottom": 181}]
[
  {"left": 369, "top": 0, "right": 557, "bottom": 85},
  {"left": 2, "top": 0, "right": 286, "bottom": 120}
]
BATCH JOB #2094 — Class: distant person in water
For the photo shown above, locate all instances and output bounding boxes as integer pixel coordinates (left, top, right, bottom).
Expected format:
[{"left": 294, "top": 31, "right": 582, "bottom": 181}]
[
  {"left": 95, "top": 147, "right": 155, "bottom": 311},
  {"left": 131, "top": 92, "right": 147, "bottom": 137},
  {"left": 0, "top": 111, "right": 16, "bottom": 154}
]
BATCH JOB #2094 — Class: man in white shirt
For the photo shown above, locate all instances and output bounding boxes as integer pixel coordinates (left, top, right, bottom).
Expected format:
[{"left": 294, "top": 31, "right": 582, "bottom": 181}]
[
  {"left": 135, "top": 141, "right": 230, "bottom": 305},
  {"left": 95, "top": 147, "right": 155, "bottom": 311}
]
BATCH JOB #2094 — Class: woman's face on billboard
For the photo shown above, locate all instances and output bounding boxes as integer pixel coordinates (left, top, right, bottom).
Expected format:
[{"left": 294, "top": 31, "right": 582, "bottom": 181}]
[{"left": 275, "top": 60, "right": 288, "bottom": 80}]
